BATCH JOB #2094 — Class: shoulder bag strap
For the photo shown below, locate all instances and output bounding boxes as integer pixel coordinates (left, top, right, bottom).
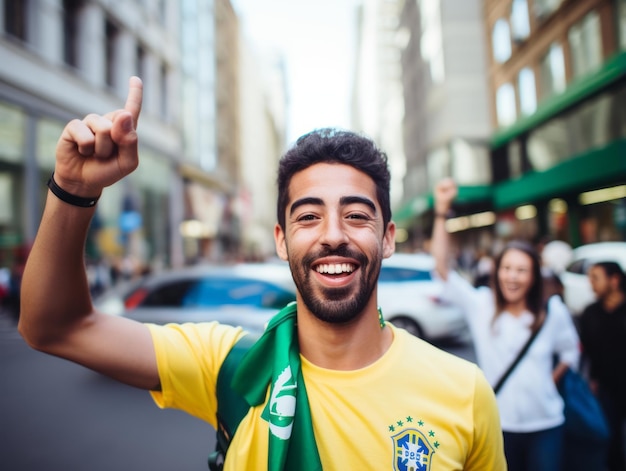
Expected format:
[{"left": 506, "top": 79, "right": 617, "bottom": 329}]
[{"left": 493, "top": 313, "right": 546, "bottom": 394}]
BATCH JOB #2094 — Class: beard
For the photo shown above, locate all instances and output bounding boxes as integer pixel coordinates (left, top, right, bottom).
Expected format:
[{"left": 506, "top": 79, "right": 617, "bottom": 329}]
[{"left": 288, "top": 245, "right": 381, "bottom": 325}]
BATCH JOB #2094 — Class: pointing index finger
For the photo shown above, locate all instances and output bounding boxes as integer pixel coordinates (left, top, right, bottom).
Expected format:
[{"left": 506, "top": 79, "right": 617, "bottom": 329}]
[{"left": 125, "top": 76, "right": 143, "bottom": 127}]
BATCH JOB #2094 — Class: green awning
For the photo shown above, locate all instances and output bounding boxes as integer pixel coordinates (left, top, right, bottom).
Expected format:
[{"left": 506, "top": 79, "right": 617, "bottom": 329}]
[
  {"left": 491, "top": 52, "right": 626, "bottom": 149},
  {"left": 494, "top": 139, "right": 626, "bottom": 209},
  {"left": 455, "top": 185, "right": 493, "bottom": 204},
  {"left": 393, "top": 194, "right": 431, "bottom": 226},
  {"left": 393, "top": 185, "right": 493, "bottom": 226}
]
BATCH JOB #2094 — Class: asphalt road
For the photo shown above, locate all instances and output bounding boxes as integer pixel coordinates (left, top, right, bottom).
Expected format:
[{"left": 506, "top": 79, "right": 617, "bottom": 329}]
[
  {"left": 0, "top": 310, "right": 475, "bottom": 470},
  {"left": 0, "top": 311, "right": 216, "bottom": 471}
]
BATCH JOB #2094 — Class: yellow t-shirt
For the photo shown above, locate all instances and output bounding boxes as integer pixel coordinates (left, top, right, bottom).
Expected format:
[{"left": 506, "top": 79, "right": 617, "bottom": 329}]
[{"left": 148, "top": 322, "right": 506, "bottom": 470}]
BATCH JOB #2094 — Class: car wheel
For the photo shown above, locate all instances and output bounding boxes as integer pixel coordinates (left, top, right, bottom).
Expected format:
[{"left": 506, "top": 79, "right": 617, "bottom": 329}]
[{"left": 389, "top": 316, "right": 424, "bottom": 338}]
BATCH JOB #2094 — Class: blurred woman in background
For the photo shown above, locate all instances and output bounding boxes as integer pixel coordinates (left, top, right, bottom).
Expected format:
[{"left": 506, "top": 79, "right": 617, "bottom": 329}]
[{"left": 430, "top": 178, "right": 580, "bottom": 471}]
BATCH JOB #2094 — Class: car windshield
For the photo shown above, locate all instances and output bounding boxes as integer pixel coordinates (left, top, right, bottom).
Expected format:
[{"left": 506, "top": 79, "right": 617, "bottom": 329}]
[
  {"left": 379, "top": 267, "right": 432, "bottom": 283},
  {"left": 565, "top": 259, "right": 588, "bottom": 275},
  {"left": 138, "top": 276, "right": 295, "bottom": 309}
]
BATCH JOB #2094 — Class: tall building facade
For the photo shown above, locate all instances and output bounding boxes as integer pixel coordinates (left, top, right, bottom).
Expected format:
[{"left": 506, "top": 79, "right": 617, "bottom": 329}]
[
  {"left": 395, "top": 0, "right": 626, "bottom": 251},
  {"left": 237, "top": 43, "right": 288, "bottom": 259},
  {"left": 0, "top": 0, "right": 182, "bottom": 275},
  {"left": 178, "top": 0, "right": 245, "bottom": 264},
  {"left": 396, "top": 0, "right": 493, "bottom": 251},
  {"left": 352, "top": 0, "right": 407, "bottom": 217},
  {"left": 485, "top": 0, "right": 626, "bottom": 245},
  {"left": 0, "top": 0, "right": 281, "bottom": 281}
]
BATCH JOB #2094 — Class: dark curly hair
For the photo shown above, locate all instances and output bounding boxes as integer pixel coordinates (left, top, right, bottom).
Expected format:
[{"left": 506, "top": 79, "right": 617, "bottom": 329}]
[{"left": 276, "top": 128, "right": 392, "bottom": 230}]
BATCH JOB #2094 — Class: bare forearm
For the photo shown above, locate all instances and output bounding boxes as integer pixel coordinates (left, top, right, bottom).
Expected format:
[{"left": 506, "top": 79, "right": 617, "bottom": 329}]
[
  {"left": 431, "top": 178, "right": 457, "bottom": 280},
  {"left": 19, "top": 191, "right": 96, "bottom": 348},
  {"left": 431, "top": 215, "right": 450, "bottom": 280},
  {"left": 552, "top": 362, "right": 570, "bottom": 384}
]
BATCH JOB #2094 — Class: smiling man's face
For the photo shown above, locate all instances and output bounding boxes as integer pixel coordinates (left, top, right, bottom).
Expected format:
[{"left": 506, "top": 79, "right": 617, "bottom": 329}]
[{"left": 274, "top": 162, "right": 395, "bottom": 324}]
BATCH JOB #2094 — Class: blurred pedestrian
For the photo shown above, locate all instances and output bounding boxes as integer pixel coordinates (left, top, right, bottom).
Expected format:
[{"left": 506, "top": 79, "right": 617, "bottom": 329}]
[
  {"left": 578, "top": 262, "right": 626, "bottom": 471},
  {"left": 541, "top": 267, "right": 565, "bottom": 307},
  {"left": 431, "top": 178, "right": 580, "bottom": 471},
  {"left": 540, "top": 239, "right": 573, "bottom": 276},
  {"left": 17, "top": 78, "right": 506, "bottom": 470},
  {"left": 474, "top": 247, "right": 494, "bottom": 288}
]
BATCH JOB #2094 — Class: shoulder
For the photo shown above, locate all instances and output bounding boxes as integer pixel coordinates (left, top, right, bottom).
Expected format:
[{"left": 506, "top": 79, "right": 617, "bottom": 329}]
[
  {"left": 394, "top": 326, "right": 482, "bottom": 385},
  {"left": 148, "top": 321, "right": 245, "bottom": 368},
  {"left": 396, "top": 328, "right": 499, "bottom": 430},
  {"left": 546, "top": 295, "right": 576, "bottom": 323},
  {"left": 148, "top": 320, "right": 243, "bottom": 342},
  {"left": 580, "top": 301, "right": 602, "bottom": 320}
]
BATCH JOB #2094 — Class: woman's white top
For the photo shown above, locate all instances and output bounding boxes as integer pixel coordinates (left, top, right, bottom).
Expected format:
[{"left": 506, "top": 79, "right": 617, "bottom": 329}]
[{"left": 440, "top": 271, "right": 581, "bottom": 433}]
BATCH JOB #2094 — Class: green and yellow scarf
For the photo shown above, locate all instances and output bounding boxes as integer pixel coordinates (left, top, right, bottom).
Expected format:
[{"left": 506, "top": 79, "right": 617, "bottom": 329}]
[{"left": 232, "top": 302, "right": 323, "bottom": 471}]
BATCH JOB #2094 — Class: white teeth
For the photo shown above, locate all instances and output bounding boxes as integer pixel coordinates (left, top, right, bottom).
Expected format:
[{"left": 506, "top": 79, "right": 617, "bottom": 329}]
[{"left": 316, "top": 263, "right": 355, "bottom": 274}]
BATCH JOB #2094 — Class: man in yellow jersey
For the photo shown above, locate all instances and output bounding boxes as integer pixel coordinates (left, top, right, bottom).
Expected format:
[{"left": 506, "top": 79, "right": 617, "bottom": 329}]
[{"left": 19, "top": 77, "right": 507, "bottom": 470}]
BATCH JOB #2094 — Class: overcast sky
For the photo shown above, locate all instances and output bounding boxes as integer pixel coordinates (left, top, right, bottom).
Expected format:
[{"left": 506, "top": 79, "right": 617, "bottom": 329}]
[{"left": 231, "top": 0, "right": 361, "bottom": 144}]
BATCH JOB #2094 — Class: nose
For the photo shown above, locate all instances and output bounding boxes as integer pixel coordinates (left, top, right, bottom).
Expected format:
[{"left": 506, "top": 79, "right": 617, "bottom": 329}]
[{"left": 319, "top": 214, "right": 349, "bottom": 248}]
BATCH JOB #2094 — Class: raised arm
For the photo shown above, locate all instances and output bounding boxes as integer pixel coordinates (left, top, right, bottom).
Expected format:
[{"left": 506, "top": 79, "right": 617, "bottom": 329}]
[
  {"left": 430, "top": 178, "right": 458, "bottom": 281},
  {"left": 18, "top": 77, "right": 160, "bottom": 390}
]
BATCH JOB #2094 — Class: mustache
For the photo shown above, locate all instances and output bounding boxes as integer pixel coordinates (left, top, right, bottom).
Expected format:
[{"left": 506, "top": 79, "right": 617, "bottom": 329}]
[{"left": 302, "top": 246, "right": 368, "bottom": 268}]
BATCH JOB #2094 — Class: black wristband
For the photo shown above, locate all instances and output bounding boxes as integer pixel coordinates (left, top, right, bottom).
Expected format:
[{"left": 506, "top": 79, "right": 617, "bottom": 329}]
[
  {"left": 47, "top": 173, "right": 100, "bottom": 208},
  {"left": 434, "top": 210, "right": 454, "bottom": 219}
]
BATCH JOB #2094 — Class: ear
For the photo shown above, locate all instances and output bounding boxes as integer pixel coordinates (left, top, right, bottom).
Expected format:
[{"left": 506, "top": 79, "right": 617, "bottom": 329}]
[
  {"left": 382, "top": 221, "right": 396, "bottom": 259},
  {"left": 274, "top": 223, "right": 288, "bottom": 261}
]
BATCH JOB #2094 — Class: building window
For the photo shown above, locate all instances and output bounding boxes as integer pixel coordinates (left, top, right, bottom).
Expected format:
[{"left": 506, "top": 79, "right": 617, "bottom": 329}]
[
  {"left": 105, "top": 19, "right": 119, "bottom": 88},
  {"left": 507, "top": 139, "right": 524, "bottom": 178},
  {"left": 510, "top": 0, "right": 530, "bottom": 42},
  {"left": 136, "top": 44, "right": 146, "bottom": 80},
  {"left": 533, "top": 0, "right": 561, "bottom": 21},
  {"left": 426, "top": 146, "right": 451, "bottom": 186},
  {"left": 526, "top": 83, "right": 626, "bottom": 171},
  {"left": 4, "top": 0, "right": 29, "bottom": 41},
  {"left": 160, "top": 63, "right": 169, "bottom": 119},
  {"left": 157, "top": 0, "right": 167, "bottom": 25},
  {"left": 0, "top": 101, "right": 26, "bottom": 163},
  {"left": 450, "top": 139, "right": 491, "bottom": 185},
  {"left": 518, "top": 67, "right": 537, "bottom": 115},
  {"left": 539, "top": 43, "right": 566, "bottom": 100},
  {"left": 63, "top": 0, "right": 82, "bottom": 68},
  {"left": 527, "top": 117, "right": 569, "bottom": 171},
  {"left": 568, "top": 11, "right": 602, "bottom": 80},
  {"left": 0, "top": 173, "right": 15, "bottom": 225},
  {"left": 36, "top": 118, "right": 65, "bottom": 169},
  {"left": 419, "top": 0, "right": 445, "bottom": 83},
  {"left": 492, "top": 19, "right": 512, "bottom": 63},
  {"left": 620, "top": 0, "right": 626, "bottom": 50},
  {"left": 496, "top": 83, "right": 517, "bottom": 127}
]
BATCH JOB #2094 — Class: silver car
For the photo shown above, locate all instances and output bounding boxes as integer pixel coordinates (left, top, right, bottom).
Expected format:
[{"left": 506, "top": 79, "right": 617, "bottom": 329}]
[{"left": 94, "top": 262, "right": 296, "bottom": 335}]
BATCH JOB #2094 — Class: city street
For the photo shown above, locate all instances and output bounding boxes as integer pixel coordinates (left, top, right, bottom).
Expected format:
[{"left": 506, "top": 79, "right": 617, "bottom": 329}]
[
  {"left": 0, "top": 310, "right": 215, "bottom": 471},
  {"left": 0, "top": 309, "right": 475, "bottom": 470}
]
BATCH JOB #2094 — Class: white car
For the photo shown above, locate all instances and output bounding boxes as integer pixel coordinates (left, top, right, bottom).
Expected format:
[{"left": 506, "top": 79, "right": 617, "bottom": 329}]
[
  {"left": 378, "top": 253, "right": 469, "bottom": 342},
  {"left": 560, "top": 242, "right": 626, "bottom": 315}
]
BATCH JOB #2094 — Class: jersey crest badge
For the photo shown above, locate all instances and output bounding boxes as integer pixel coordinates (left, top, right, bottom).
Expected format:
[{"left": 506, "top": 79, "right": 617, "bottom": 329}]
[{"left": 390, "top": 425, "right": 436, "bottom": 471}]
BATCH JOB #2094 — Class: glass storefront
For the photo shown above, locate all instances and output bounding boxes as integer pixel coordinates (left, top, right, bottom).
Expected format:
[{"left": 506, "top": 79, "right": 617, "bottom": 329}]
[
  {"left": 527, "top": 82, "right": 626, "bottom": 171},
  {"left": 0, "top": 102, "right": 26, "bottom": 270},
  {"left": 0, "top": 98, "right": 174, "bottom": 279}
]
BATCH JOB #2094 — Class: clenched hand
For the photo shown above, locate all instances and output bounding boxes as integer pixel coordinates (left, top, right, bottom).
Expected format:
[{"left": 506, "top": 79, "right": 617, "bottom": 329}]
[{"left": 54, "top": 76, "right": 143, "bottom": 198}]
